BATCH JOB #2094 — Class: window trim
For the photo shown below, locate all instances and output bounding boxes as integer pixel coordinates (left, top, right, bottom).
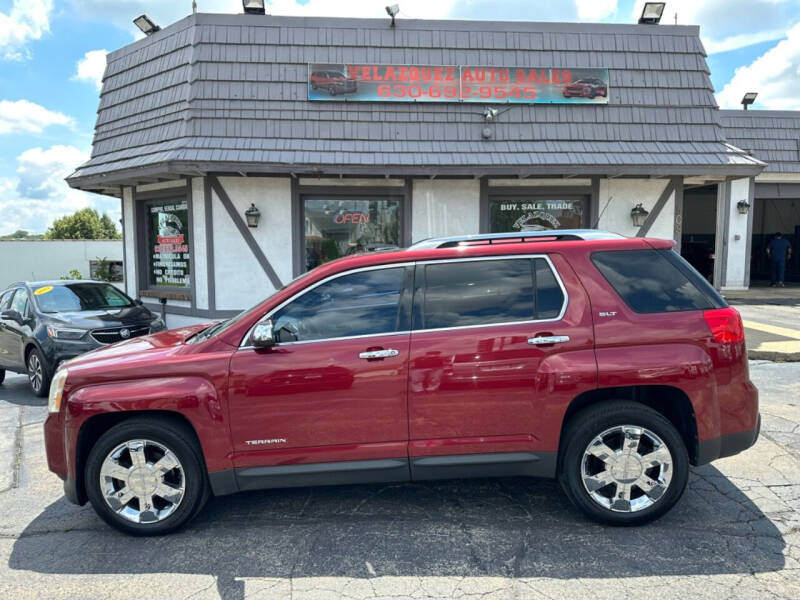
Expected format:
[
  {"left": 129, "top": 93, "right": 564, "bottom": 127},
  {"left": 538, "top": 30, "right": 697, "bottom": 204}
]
[
  {"left": 485, "top": 190, "right": 591, "bottom": 234},
  {"left": 241, "top": 262, "right": 415, "bottom": 348},
  {"left": 239, "top": 254, "right": 568, "bottom": 348},
  {"left": 298, "top": 188, "right": 407, "bottom": 274},
  {"left": 134, "top": 186, "right": 193, "bottom": 298},
  {"left": 412, "top": 255, "right": 568, "bottom": 334}
]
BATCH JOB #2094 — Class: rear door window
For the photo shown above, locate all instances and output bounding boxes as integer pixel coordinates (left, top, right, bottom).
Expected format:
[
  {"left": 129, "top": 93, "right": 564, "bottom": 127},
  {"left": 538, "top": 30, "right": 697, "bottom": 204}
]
[
  {"left": 591, "top": 249, "right": 726, "bottom": 313},
  {"left": 417, "top": 257, "right": 565, "bottom": 330}
]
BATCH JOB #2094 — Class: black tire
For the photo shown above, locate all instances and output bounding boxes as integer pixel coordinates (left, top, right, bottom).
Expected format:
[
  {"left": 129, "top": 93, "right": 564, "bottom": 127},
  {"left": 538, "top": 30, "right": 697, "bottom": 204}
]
[
  {"left": 559, "top": 401, "right": 689, "bottom": 526},
  {"left": 328, "top": 85, "right": 337, "bottom": 96},
  {"left": 26, "top": 347, "right": 50, "bottom": 398},
  {"left": 85, "top": 417, "right": 209, "bottom": 536},
  {"left": 0, "top": 368, "right": 5, "bottom": 384}
]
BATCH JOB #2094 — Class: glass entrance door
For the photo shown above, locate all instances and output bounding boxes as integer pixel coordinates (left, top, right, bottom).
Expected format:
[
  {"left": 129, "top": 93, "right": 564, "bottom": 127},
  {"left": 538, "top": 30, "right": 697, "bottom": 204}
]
[{"left": 303, "top": 196, "right": 401, "bottom": 270}]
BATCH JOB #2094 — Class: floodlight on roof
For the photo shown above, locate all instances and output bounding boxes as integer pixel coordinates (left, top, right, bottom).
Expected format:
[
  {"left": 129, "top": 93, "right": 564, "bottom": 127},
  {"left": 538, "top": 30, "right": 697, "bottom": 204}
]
[
  {"left": 243, "top": 0, "right": 266, "bottom": 15},
  {"left": 133, "top": 14, "right": 160, "bottom": 35},
  {"left": 639, "top": 2, "right": 666, "bottom": 24},
  {"left": 386, "top": 5, "right": 399, "bottom": 27},
  {"left": 741, "top": 92, "right": 758, "bottom": 110}
]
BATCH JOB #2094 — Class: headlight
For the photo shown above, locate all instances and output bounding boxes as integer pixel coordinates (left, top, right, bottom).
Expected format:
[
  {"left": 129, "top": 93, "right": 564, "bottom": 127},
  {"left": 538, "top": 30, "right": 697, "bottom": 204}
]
[
  {"left": 48, "top": 369, "right": 69, "bottom": 414},
  {"left": 47, "top": 326, "right": 86, "bottom": 340}
]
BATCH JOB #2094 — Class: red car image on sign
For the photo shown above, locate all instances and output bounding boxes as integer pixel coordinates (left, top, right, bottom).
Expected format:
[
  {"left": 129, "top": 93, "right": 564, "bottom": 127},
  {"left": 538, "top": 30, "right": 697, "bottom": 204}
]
[{"left": 563, "top": 78, "right": 608, "bottom": 99}]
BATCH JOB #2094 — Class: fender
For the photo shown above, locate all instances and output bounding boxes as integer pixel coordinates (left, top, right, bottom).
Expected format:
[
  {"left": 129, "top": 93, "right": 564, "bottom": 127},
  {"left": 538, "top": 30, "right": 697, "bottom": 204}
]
[
  {"left": 63, "top": 376, "right": 233, "bottom": 486},
  {"left": 595, "top": 343, "right": 719, "bottom": 442}
]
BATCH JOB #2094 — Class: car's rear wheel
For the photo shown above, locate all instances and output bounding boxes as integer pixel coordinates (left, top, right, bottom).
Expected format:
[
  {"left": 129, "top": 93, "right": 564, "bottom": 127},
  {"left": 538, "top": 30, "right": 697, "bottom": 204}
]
[
  {"left": 85, "top": 417, "right": 209, "bottom": 536},
  {"left": 27, "top": 348, "right": 49, "bottom": 398},
  {"left": 559, "top": 401, "right": 688, "bottom": 525},
  {"left": 328, "top": 85, "right": 337, "bottom": 95}
]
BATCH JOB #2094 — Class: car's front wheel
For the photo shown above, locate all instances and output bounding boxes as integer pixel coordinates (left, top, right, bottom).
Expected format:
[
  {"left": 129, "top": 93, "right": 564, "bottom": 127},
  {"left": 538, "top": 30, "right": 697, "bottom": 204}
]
[
  {"left": 27, "top": 348, "right": 50, "bottom": 398},
  {"left": 559, "top": 401, "right": 689, "bottom": 525},
  {"left": 85, "top": 417, "right": 209, "bottom": 536}
]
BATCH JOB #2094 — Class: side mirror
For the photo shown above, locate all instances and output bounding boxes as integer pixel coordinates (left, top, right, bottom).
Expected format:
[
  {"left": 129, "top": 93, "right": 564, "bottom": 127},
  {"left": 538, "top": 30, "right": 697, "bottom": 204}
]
[
  {"left": 1, "top": 309, "right": 21, "bottom": 324},
  {"left": 251, "top": 319, "right": 275, "bottom": 348}
]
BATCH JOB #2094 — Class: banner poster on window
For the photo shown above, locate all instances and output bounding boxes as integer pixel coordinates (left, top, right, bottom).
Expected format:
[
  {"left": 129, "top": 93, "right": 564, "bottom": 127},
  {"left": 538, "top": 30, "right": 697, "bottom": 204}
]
[
  {"left": 149, "top": 201, "right": 191, "bottom": 288},
  {"left": 490, "top": 199, "right": 584, "bottom": 233}
]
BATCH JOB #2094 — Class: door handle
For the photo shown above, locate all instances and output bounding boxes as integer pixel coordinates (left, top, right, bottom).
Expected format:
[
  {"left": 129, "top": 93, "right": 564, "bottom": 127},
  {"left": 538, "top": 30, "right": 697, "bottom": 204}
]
[
  {"left": 359, "top": 349, "right": 399, "bottom": 360},
  {"left": 528, "top": 335, "right": 570, "bottom": 346}
]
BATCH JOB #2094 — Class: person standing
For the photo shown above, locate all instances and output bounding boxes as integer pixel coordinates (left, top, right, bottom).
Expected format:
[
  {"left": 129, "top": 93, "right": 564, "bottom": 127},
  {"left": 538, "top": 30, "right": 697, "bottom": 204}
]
[{"left": 767, "top": 232, "right": 792, "bottom": 287}]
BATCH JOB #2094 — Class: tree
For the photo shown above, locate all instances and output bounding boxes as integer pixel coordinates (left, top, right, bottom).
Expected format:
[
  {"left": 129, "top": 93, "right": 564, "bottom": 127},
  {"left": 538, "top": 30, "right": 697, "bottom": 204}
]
[
  {"left": 45, "top": 208, "right": 121, "bottom": 240},
  {"left": 0, "top": 230, "right": 43, "bottom": 240}
]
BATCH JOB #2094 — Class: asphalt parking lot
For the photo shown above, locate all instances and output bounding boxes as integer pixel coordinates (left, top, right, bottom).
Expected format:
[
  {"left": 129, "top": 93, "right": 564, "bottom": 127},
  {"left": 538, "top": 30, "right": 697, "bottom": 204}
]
[{"left": 1, "top": 361, "right": 799, "bottom": 600}]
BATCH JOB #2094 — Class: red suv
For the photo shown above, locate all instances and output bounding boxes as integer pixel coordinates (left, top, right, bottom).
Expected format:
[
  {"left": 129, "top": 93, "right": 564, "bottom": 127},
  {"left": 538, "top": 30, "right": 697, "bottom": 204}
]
[
  {"left": 310, "top": 70, "right": 358, "bottom": 95},
  {"left": 563, "top": 78, "right": 608, "bottom": 99},
  {"left": 44, "top": 231, "right": 759, "bottom": 535}
]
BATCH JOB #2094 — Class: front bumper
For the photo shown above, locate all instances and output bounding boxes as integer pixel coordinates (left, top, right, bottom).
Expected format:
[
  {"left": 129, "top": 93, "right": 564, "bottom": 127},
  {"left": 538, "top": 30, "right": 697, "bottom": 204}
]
[{"left": 696, "top": 414, "right": 761, "bottom": 465}]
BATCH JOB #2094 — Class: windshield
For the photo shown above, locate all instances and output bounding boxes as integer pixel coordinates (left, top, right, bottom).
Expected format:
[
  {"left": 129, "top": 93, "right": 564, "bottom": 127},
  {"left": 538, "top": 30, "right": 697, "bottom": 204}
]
[{"left": 34, "top": 283, "right": 135, "bottom": 313}]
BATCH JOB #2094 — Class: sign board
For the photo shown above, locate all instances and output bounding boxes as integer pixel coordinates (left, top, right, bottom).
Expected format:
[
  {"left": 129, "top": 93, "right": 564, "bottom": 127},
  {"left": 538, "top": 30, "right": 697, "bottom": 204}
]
[
  {"left": 148, "top": 201, "right": 191, "bottom": 288},
  {"left": 308, "top": 64, "right": 609, "bottom": 104}
]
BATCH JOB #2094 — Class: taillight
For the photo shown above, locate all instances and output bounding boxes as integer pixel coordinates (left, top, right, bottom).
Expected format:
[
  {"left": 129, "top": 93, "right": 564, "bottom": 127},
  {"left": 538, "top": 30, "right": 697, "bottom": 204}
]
[{"left": 703, "top": 307, "right": 744, "bottom": 343}]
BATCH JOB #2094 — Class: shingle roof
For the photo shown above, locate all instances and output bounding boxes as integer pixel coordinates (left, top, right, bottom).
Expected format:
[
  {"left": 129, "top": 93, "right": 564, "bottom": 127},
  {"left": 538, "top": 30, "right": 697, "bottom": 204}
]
[
  {"left": 67, "top": 13, "right": 764, "bottom": 190},
  {"left": 719, "top": 110, "right": 800, "bottom": 174}
]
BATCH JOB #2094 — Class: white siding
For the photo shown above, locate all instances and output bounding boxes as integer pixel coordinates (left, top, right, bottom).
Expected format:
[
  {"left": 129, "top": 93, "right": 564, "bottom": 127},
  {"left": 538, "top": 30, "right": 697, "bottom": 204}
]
[
  {"left": 213, "top": 177, "right": 293, "bottom": 311},
  {"left": 412, "top": 179, "right": 480, "bottom": 243},
  {"left": 597, "top": 178, "right": 675, "bottom": 240}
]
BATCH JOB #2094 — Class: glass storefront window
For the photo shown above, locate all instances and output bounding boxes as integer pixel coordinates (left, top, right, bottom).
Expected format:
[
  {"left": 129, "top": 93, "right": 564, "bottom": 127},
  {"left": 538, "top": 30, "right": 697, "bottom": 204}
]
[
  {"left": 304, "top": 197, "right": 400, "bottom": 269},
  {"left": 489, "top": 197, "right": 586, "bottom": 233},
  {"left": 147, "top": 199, "right": 191, "bottom": 288}
]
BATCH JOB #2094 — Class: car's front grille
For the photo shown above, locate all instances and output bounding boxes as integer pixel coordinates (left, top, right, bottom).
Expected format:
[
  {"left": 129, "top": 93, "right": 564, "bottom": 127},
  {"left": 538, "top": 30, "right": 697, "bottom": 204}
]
[{"left": 91, "top": 325, "right": 150, "bottom": 345}]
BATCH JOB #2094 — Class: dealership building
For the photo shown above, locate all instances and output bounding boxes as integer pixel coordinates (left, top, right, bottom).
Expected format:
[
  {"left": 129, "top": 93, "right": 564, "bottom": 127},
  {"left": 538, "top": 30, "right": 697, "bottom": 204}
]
[{"left": 67, "top": 10, "right": 799, "bottom": 327}]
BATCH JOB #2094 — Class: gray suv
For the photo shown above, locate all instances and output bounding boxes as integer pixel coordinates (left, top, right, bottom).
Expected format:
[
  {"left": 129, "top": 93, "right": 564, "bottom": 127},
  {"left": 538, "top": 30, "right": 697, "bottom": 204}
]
[{"left": 0, "top": 281, "right": 165, "bottom": 396}]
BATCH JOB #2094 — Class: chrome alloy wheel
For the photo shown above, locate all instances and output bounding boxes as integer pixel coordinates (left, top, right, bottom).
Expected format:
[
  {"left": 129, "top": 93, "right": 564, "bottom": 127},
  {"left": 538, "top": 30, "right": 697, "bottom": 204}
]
[
  {"left": 99, "top": 440, "right": 186, "bottom": 524},
  {"left": 581, "top": 425, "right": 673, "bottom": 513},
  {"left": 27, "top": 353, "right": 43, "bottom": 394}
]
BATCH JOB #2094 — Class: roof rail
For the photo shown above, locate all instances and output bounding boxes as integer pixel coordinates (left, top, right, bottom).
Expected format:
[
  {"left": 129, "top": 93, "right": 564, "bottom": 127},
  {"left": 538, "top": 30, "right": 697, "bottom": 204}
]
[{"left": 408, "top": 229, "right": 625, "bottom": 250}]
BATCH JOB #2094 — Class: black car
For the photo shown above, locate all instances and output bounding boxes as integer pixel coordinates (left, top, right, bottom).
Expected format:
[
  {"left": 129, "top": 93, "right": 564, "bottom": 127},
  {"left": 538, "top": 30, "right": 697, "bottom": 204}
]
[{"left": 0, "top": 280, "right": 165, "bottom": 396}]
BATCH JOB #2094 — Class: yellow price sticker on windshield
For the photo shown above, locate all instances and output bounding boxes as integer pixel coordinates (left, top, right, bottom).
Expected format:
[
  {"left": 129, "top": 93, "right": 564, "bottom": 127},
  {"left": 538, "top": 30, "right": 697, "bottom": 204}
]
[{"left": 34, "top": 286, "right": 54, "bottom": 296}]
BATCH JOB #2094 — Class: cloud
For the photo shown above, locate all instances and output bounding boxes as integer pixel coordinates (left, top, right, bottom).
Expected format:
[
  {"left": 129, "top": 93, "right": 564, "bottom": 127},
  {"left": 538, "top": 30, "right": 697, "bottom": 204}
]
[
  {"left": 717, "top": 22, "right": 800, "bottom": 110},
  {"left": 574, "top": 0, "right": 617, "bottom": 20},
  {"left": 0, "top": 145, "right": 120, "bottom": 235},
  {"left": 0, "top": 0, "right": 52, "bottom": 60},
  {"left": 631, "top": 0, "right": 800, "bottom": 54},
  {"left": 0, "top": 100, "right": 74, "bottom": 135},
  {"left": 73, "top": 50, "right": 108, "bottom": 90}
]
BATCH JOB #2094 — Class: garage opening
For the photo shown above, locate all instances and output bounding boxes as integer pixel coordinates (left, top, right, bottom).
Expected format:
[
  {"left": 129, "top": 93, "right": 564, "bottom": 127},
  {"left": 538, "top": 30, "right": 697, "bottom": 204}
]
[
  {"left": 751, "top": 197, "right": 800, "bottom": 285},
  {"left": 681, "top": 184, "right": 718, "bottom": 284}
]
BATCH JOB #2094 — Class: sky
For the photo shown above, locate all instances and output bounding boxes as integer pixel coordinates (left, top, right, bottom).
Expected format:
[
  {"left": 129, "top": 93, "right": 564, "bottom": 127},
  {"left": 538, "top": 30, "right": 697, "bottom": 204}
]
[{"left": 1, "top": 0, "right": 800, "bottom": 236}]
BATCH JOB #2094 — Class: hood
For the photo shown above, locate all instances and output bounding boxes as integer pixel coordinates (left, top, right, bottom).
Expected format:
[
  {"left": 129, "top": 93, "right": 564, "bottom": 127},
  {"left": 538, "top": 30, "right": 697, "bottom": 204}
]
[
  {"left": 44, "top": 305, "right": 156, "bottom": 330},
  {"left": 61, "top": 323, "right": 211, "bottom": 372}
]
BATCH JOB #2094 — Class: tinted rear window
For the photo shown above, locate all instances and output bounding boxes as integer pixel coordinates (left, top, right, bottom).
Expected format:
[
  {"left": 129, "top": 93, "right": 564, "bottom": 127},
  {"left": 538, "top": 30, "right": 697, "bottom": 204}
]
[
  {"left": 418, "top": 258, "right": 565, "bottom": 330},
  {"left": 591, "top": 249, "right": 726, "bottom": 314}
]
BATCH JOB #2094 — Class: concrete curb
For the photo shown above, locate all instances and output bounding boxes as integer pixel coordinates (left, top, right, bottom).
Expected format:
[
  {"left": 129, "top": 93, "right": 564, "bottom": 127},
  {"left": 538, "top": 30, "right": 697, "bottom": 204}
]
[{"left": 748, "top": 350, "right": 800, "bottom": 362}]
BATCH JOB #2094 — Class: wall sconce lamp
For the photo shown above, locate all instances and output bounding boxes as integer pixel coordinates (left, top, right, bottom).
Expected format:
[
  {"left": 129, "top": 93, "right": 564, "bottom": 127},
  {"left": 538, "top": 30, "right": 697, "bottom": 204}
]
[
  {"left": 630, "top": 203, "right": 650, "bottom": 228},
  {"left": 245, "top": 203, "right": 261, "bottom": 228},
  {"left": 737, "top": 199, "right": 751, "bottom": 215}
]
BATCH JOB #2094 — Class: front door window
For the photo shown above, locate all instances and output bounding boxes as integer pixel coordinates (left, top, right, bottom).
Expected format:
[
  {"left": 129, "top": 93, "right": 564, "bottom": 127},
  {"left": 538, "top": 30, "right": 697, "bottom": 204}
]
[
  {"left": 304, "top": 197, "right": 400, "bottom": 270},
  {"left": 489, "top": 197, "right": 586, "bottom": 232}
]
